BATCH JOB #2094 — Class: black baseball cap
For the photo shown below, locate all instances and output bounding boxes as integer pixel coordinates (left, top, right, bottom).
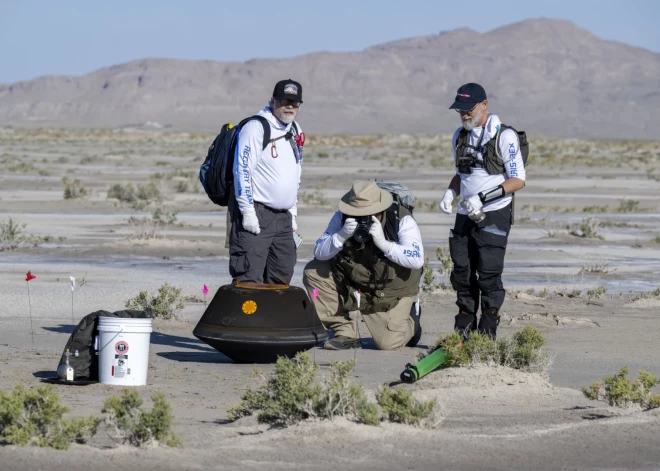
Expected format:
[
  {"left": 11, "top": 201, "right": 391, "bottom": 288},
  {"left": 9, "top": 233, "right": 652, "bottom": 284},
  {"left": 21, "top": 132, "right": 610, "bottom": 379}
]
[
  {"left": 449, "top": 83, "right": 487, "bottom": 111},
  {"left": 273, "top": 79, "right": 303, "bottom": 104}
]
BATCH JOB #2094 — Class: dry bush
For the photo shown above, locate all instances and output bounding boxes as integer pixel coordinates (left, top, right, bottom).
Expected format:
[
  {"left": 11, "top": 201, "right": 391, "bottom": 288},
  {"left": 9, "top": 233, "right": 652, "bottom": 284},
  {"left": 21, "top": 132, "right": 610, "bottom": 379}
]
[
  {"left": 228, "top": 354, "right": 378, "bottom": 426},
  {"left": 0, "top": 384, "right": 99, "bottom": 450},
  {"left": 431, "top": 326, "right": 550, "bottom": 374},
  {"left": 124, "top": 282, "right": 184, "bottom": 319},
  {"left": 102, "top": 389, "right": 182, "bottom": 447},
  {"left": 582, "top": 367, "right": 660, "bottom": 410},
  {"left": 62, "top": 177, "right": 88, "bottom": 200},
  {"left": 568, "top": 217, "right": 602, "bottom": 239}
]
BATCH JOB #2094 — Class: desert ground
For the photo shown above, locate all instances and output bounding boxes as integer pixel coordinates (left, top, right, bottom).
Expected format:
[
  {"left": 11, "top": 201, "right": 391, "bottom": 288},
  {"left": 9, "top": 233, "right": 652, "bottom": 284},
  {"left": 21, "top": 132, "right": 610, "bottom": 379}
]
[{"left": 1, "top": 126, "right": 659, "bottom": 470}]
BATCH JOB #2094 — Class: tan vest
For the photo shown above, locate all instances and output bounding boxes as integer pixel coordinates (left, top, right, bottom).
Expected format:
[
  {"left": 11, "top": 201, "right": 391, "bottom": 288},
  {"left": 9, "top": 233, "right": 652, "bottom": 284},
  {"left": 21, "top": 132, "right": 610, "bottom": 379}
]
[{"left": 331, "top": 206, "right": 421, "bottom": 312}]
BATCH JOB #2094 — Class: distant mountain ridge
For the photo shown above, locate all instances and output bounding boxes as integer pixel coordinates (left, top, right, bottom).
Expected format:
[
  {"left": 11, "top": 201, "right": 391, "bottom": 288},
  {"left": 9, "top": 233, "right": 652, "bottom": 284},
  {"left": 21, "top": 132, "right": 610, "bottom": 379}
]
[{"left": 1, "top": 18, "right": 658, "bottom": 139}]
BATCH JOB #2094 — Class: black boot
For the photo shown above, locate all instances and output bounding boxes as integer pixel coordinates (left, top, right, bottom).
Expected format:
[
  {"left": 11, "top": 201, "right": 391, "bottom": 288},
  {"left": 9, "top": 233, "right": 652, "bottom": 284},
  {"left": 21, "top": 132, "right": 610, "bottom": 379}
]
[
  {"left": 478, "top": 308, "right": 500, "bottom": 340},
  {"left": 454, "top": 311, "right": 477, "bottom": 341},
  {"left": 406, "top": 303, "right": 422, "bottom": 347}
]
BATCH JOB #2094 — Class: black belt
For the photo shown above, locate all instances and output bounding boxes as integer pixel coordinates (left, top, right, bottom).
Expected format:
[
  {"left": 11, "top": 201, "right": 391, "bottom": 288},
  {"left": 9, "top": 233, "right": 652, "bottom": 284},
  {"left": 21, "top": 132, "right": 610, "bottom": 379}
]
[{"left": 255, "top": 201, "right": 289, "bottom": 214}]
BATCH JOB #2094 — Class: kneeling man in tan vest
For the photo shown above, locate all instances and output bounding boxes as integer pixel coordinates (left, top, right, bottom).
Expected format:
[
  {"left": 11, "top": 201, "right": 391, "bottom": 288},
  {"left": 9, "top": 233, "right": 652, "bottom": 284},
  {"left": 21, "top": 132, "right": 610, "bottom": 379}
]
[{"left": 303, "top": 181, "right": 424, "bottom": 350}]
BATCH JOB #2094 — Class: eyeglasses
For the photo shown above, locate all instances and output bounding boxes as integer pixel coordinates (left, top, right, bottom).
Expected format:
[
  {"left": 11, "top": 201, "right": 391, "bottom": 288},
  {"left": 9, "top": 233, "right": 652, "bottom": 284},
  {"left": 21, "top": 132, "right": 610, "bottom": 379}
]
[
  {"left": 455, "top": 102, "right": 483, "bottom": 115},
  {"left": 279, "top": 99, "right": 301, "bottom": 108}
]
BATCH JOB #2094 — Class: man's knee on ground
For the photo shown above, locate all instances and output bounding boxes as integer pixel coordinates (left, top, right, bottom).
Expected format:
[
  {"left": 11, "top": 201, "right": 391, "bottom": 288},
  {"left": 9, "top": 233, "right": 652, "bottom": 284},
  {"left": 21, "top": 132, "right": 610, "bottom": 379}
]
[
  {"left": 372, "top": 330, "right": 412, "bottom": 351},
  {"left": 372, "top": 315, "right": 414, "bottom": 351}
]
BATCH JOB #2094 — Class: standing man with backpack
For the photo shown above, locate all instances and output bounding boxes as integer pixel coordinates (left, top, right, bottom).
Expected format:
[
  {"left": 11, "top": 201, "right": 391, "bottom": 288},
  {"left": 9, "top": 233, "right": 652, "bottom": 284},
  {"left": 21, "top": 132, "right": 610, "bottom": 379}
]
[
  {"left": 303, "top": 180, "right": 424, "bottom": 350},
  {"left": 229, "top": 79, "right": 304, "bottom": 285},
  {"left": 439, "top": 83, "right": 527, "bottom": 340}
]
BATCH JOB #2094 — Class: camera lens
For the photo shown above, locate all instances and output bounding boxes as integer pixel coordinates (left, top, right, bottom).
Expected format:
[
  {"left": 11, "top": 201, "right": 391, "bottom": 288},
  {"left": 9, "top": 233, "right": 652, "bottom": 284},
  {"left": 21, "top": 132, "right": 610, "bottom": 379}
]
[
  {"left": 353, "top": 227, "right": 370, "bottom": 243},
  {"left": 352, "top": 217, "right": 372, "bottom": 243}
]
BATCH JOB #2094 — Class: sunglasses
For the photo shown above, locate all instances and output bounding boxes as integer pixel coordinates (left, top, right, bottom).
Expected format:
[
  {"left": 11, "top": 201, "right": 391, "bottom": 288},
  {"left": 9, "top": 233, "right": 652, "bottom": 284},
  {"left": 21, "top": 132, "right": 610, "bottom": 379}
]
[
  {"left": 455, "top": 102, "right": 484, "bottom": 115},
  {"left": 279, "top": 99, "right": 301, "bottom": 108}
]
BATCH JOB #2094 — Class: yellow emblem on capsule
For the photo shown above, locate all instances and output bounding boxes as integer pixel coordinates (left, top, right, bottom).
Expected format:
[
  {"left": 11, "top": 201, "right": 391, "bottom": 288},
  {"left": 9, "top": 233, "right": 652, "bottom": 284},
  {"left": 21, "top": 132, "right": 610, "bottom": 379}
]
[{"left": 242, "top": 300, "right": 257, "bottom": 315}]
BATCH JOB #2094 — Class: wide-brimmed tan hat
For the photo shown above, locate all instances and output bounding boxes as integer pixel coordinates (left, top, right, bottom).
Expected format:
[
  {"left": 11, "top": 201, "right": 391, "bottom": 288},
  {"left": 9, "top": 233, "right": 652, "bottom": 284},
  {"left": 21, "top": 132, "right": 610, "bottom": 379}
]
[{"left": 337, "top": 181, "right": 393, "bottom": 217}]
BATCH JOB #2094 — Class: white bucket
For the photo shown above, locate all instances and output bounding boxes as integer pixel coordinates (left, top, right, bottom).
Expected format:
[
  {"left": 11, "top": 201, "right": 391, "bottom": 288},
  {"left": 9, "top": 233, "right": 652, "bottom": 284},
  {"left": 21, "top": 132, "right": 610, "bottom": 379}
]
[{"left": 98, "top": 317, "right": 153, "bottom": 386}]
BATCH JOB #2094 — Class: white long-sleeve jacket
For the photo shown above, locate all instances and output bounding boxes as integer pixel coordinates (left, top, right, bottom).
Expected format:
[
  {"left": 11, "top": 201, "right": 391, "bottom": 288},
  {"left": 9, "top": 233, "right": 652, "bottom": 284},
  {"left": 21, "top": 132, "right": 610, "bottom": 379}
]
[
  {"left": 233, "top": 106, "right": 302, "bottom": 216},
  {"left": 313, "top": 211, "right": 425, "bottom": 270}
]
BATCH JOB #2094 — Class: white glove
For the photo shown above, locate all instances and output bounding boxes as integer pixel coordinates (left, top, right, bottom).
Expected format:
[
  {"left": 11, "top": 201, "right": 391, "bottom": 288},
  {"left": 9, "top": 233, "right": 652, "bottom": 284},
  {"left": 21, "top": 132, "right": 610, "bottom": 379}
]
[
  {"left": 462, "top": 195, "right": 483, "bottom": 216},
  {"left": 291, "top": 214, "right": 298, "bottom": 233},
  {"left": 369, "top": 216, "right": 394, "bottom": 253},
  {"left": 440, "top": 188, "right": 457, "bottom": 214},
  {"left": 335, "top": 217, "right": 357, "bottom": 244},
  {"left": 241, "top": 209, "right": 261, "bottom": 235}
]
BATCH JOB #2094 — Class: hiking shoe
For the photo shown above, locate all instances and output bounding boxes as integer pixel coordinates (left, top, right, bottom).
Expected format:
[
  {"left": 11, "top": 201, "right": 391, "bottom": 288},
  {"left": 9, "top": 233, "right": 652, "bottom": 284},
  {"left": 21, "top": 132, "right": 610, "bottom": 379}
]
[
  {"left": 454, "top": 311, "right": 477, "bottom": 341},
  {"left": 406, "top": 303, "right": 422, "bottom": 347},
  {"left": 323, "top": 335, "right": 361, "bottom": 350},
  {"left": 478, "top": 308, "right": 500, "bottom": 340}
]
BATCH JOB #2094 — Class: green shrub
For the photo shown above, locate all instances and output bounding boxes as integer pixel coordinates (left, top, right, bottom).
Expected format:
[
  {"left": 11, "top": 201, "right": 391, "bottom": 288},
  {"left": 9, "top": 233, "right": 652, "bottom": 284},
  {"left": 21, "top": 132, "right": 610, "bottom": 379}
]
[
  {"left": 315, "top": 360, "right": 380, "bottom": 426},
  {"left": 108, "top": 183, "right": 136, "bottom": 202},
  {"left": 617, "top": 199, "right": 640, "bottom": 213},
  {"left": 568, "top": 217, "right": 602, "bottom": 239},
  {"left": 62, "top": 177, "right": 88, "bottom": 199},
  {"left": 0, "top": 384, "right": 99, "bottom": 450},
  {"left": 587, "top": 286, "right": 607, "bottom": 298},
  {"left": 504, "top": 326, "right": 546, "bottom": 369},
  {"left": 581, "top": 367, "right": 660, "bottom": 410},
  {"left": 430, "top": 326, "right": 547, "bottom": 372},
  {"left": 174, "top": 181, "right": 188, "bottom": 193},
  {"left": 227, "top": 353, "right": 321, "bottom": 426},
  {"left": 125, "top": 282, "right": 184, "bottom": 319},
  {"left": 108, "top": 182, "right": 160, "bottom": 203},
  {"left": 582, "top": 205, "right": 608, "bottom": 214},
  {"left": 137, "top": 182, "right": 161, "bottom": 201},
  {"left": 0, "top": 218, "right": 52, "bottom": 251},
  {"left": 102, "top": 389, "right": 181, "bottom": 447},
  {"left": 376, "top": 387, "right": 436, "bottom": 426},
  {"left": 436, "top": 246, "right": 453, "bottom": 281},
  {"left": 0, "top": 217, "right": 27, "bottom": 250},
  {"left": 421, "top": 257, "right": 435, "bottom": 292},
  {"left": 228, "top": 354, "right": 382, "bottom": 427},
  {"left": 151, "top": 208, "right": 178, "bottom": 225}
]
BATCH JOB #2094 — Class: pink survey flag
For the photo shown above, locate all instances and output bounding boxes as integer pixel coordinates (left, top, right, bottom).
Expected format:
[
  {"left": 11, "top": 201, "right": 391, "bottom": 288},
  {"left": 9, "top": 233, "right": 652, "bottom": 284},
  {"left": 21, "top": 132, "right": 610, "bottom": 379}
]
[{"left": 202, "top": 284, "right": 209, "bottom": 296}]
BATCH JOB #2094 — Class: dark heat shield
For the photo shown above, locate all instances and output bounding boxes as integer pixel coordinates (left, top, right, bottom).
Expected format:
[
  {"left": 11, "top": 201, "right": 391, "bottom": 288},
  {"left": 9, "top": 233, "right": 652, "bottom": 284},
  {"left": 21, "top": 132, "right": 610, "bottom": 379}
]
[{"left": 193, "top": 283, "right": 328, "bottom": 363}]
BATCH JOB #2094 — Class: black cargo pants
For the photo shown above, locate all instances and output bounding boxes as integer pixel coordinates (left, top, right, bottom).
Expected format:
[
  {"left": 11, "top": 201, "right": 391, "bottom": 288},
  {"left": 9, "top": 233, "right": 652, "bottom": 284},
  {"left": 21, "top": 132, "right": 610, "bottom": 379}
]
[
  {"left": 229, "top": 202, "right": 296, "bottom": 285},
  {"left": 448, "top": 204, "right": 511, "bottom": 338}
]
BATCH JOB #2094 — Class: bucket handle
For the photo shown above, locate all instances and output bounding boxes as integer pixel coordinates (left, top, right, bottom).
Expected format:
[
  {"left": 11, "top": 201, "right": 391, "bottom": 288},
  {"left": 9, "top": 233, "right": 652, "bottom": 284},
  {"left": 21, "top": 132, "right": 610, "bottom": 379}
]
[{"left": 98, "top": 327, "right": 125, "bottom": 355}]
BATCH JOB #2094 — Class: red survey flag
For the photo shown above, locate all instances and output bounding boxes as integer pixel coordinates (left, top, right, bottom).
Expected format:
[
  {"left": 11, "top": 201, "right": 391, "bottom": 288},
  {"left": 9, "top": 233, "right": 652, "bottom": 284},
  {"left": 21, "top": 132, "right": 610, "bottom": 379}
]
[{"left": 25, "top": 271, "right": 36, "bottom": 282}]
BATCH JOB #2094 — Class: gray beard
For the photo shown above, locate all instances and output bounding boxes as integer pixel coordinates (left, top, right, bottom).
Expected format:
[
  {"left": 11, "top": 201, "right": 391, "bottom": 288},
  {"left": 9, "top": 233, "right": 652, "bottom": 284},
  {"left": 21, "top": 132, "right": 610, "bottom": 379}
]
[
  {"left": 278, "top": 113, "right": 295, "bottom": 125},
  {"left": 461, "top": 110, "right": 484, "bottom": 131}
]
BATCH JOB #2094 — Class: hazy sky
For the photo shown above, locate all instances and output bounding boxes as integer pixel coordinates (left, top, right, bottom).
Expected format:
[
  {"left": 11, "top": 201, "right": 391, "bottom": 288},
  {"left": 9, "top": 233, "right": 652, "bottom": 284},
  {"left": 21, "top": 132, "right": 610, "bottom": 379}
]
[{"left": 1, "top": 0, "right": 658, "bottom": 83}]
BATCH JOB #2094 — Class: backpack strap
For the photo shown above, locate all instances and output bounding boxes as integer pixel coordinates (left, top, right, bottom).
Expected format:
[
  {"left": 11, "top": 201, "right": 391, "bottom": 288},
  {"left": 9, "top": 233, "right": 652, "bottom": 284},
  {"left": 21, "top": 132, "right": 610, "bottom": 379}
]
[
  {"left": 237, "top": 115, "right": 271, "bottom": 151},
  {"left": 494, "top": 123, "right": 520, "bottom": 163}
]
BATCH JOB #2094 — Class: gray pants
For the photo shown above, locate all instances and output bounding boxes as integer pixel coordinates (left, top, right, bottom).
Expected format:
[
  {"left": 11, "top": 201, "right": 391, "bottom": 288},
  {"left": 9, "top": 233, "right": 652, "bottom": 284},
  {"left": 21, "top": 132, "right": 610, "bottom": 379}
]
[{"left": 229, "top": 202, "right": 296, "bottom": 284}]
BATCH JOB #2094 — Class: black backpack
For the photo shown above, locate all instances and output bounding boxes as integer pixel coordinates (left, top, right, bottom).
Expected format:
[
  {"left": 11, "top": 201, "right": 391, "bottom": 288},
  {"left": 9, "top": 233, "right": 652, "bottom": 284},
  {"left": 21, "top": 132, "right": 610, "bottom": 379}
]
[
  {"left": 199, "top": 116, "right": 302, "bottom": 207},
  {"left": 57, "top": 309, "right": 149, "bottom": 381},
  {"left": 199, "top": 115, "right": 271, "bottom": 207}
]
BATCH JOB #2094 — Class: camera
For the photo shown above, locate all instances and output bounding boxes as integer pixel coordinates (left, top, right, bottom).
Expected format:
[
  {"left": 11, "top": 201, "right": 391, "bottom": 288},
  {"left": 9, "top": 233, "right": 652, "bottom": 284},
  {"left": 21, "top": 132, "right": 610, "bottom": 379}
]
[{"left": 352, "top": 216, "right": 373, "bottom": 243}]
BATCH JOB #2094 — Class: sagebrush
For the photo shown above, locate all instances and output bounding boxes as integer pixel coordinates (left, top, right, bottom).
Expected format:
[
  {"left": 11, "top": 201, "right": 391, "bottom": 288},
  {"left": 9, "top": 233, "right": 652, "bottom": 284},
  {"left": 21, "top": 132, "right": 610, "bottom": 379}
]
[
  {"left": 227, "top": 353, "right": 434, "bottom": 427},
  {"left": 0, "top": 384, "right": 99, "bottom": 450},
  {"left": 429, "top": 326, "right": 548, "bottom": 373},
  {"left": 125, "top": 282, "right": 184, "bottom": 319},
  {"left": 102, "top": 389, "right": 181, "bottom": 447},
  {"left": 582, "top": 367, "right": 660, "bottom": 410},
  {"left": 376, "top": 387, "right": 436, "bottom": 426}
]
